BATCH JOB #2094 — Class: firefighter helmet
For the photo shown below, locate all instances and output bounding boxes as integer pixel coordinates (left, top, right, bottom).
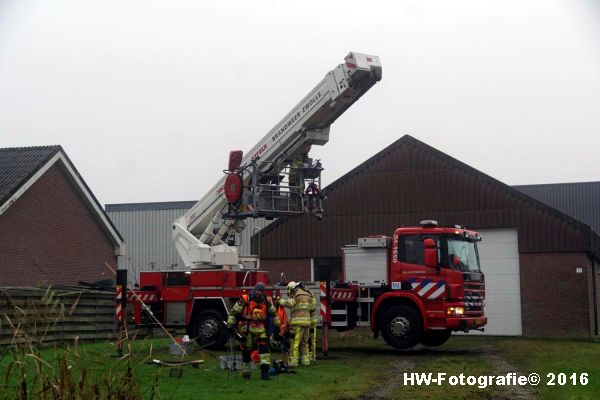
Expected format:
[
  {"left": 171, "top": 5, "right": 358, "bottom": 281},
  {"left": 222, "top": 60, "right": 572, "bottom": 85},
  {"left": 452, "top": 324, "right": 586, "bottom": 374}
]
[{"left": 287, "top": 281, "right": 298, "bottom": 296}]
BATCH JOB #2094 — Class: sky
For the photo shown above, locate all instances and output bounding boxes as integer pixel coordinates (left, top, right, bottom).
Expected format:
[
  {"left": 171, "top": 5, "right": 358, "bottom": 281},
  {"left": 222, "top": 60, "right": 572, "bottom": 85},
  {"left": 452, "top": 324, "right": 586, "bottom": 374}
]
[{"left": 1, "top": 0, "right": 599, "bottom": 205}]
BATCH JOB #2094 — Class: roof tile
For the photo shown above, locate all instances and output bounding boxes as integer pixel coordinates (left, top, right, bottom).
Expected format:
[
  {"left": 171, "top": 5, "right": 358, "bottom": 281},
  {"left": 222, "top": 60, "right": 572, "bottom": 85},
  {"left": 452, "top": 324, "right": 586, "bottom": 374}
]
[{"left": 0, "top": 146, "right": 61, "bottom": 205}]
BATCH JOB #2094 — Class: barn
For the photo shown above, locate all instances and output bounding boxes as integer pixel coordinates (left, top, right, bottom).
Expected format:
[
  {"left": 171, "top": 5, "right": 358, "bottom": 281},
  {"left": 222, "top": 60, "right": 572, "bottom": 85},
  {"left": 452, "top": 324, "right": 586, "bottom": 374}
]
[
  {"left": 0, "top": 146, "right": 125, "bottom": 286},
  {"left": 515, "top": 181, "right": 600, "bottom": 235},
  {"left": 256, "top": 135, "right": 600, "bottom": 339}
]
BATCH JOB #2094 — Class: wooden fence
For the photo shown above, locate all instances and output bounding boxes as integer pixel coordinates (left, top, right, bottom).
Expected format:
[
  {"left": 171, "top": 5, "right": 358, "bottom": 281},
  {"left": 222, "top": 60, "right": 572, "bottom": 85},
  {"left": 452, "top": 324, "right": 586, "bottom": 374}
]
[{"left": 0, "top": 286, "right": 116, "bottom": 346}]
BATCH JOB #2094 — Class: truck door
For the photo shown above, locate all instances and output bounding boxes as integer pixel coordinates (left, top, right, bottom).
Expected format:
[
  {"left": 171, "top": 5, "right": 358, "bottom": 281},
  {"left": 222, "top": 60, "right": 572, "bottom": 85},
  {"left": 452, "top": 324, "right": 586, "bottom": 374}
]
[{"left": 390, "top": 234, "right": 446, "bottom": 301}]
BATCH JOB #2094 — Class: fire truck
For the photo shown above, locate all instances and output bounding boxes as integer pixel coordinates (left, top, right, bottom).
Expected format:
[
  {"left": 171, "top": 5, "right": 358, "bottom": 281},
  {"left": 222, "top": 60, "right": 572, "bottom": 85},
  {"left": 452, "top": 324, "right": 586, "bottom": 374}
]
[
  {"left": 125, "top": 51, "right": 487, "bottom": 351},
  {"left": 324, "top": 220, "right": 486, "bottom": 349}
]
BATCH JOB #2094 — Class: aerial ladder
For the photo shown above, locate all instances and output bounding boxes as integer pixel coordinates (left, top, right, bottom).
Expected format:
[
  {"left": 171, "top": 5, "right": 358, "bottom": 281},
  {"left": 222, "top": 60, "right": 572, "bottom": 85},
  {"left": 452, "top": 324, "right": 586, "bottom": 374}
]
[{"left": 172, "top": 52, "right": 382, "bottom": 269}]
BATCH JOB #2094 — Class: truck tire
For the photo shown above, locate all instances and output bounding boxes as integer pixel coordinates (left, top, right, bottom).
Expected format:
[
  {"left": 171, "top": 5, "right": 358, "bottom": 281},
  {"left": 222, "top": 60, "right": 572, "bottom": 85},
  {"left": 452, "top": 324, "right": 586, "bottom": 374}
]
[
  {"left": 380, "top": 305, "right": 422, "bottom": 349},
  {"left": 191, "top": 310, "right": 227, "bottom": 350},
  {"left": 420, "top": 329, "right": 451, "bottom": 347}
]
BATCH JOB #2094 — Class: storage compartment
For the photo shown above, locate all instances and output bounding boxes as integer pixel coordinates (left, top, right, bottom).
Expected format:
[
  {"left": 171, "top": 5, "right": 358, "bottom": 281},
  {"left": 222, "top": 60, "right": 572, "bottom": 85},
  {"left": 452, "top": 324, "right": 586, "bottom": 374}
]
[
  {"left": 343, "top": 246, "right": 387, "bottom": 284},
  {"left": 166, "top": 302, "right": 186, "bottom": 325}
]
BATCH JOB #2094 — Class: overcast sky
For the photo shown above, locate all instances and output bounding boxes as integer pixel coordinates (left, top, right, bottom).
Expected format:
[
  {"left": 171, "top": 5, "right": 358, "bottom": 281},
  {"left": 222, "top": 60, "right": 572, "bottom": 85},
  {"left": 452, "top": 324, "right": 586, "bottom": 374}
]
[{"left": 1, "top": 0, "right": 599, "bottom": 205}]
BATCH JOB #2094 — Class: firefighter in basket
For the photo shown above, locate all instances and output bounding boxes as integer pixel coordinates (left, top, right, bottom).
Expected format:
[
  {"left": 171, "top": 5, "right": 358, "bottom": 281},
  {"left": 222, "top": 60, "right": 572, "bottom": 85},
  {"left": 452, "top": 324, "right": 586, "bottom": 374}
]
[
  {"left": 278, "top": 281, "right": 316, "bottom": 367},
  {"left": 227, "top": 282, "right": 280, "bottom": 380}
]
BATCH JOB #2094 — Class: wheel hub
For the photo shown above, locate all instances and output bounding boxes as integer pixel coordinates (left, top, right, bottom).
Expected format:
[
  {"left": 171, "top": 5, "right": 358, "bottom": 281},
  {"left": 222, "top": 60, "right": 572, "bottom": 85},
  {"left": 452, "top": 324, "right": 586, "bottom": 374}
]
[
  {"left": 390, "top": 316, "right": 410, "bottom": 337},
  {"left": 200, "top": 318, "right": 218, "bottom": 338}
]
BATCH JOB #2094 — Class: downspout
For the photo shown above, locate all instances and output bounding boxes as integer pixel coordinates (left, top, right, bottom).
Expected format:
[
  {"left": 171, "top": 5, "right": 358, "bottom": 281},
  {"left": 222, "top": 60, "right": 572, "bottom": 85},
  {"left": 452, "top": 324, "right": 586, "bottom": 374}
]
[
  {"left": 589, "top": 228, "right": 599, "bottom": 336},
  {"left": 592, "top": 256, "right": 599, "bottom": 336}
]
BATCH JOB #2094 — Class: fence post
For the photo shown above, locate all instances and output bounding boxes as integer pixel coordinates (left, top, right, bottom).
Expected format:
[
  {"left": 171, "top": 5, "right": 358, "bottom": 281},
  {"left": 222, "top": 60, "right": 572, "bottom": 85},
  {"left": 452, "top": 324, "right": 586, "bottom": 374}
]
[{"left": 115, "top": 269, "right": 128, "bottom": 356}]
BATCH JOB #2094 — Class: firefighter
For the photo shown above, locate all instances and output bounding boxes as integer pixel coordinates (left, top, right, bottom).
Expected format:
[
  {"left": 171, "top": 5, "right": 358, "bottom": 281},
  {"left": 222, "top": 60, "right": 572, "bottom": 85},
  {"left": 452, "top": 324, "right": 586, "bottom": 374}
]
[
  {"left": 227, "top": 282, "right": 280, "bottom": 380},
  {"left": 288, "top": 155, "right": 305, "bottom": 188},
  {"left": 278, "top": 281, "right": 316, "bottom": 367}
]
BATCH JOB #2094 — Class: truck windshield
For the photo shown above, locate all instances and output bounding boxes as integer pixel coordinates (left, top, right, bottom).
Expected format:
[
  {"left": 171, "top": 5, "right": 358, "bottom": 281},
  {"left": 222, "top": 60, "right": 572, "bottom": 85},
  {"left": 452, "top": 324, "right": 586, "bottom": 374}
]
[{"left": 447, "top": 238, "right": 480, "bottom": 272}]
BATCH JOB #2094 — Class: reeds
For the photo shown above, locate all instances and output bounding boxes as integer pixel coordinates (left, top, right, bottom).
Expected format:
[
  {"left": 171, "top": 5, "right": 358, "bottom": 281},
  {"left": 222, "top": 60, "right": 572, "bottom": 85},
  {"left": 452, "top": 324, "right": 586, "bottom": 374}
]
[{"left": 0, "top": 287, "right": 157, "bottom": 399}]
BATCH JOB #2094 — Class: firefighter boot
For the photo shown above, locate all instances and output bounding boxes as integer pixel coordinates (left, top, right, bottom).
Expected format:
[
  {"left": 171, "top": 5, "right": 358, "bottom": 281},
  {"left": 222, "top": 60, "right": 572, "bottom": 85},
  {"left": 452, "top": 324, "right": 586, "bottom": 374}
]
[
  {"left": 240, "top": 362, "right": 251, "bottom": 379},
  {"left": 301, "top": 355, "right": 311, "bottom": 367},
  {"left": 260, "top": 364, "right": 271, "bottom": 380}
]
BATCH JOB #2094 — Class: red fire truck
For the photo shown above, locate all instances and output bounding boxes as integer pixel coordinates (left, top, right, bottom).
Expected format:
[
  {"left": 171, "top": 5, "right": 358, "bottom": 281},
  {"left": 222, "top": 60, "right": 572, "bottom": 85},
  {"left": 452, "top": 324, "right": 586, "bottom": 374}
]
[
  {"left": 127, "top": 220, "right": 486, "bottom": 350},
  {"left": 323, "top": 220, "right": 486, "bottom": 349},
  {"left": 124, "top": 52, "right": 486, "bottom": 351}
]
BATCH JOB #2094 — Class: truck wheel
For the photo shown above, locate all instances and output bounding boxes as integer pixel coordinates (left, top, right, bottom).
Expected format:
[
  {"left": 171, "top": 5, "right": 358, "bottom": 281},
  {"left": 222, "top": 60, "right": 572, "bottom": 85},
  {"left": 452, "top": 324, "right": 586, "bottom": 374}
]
[
  {"left": 191, "top": 310, "right": 227, "bottom": 350},
  {"left": 381, "top": 305, "right": 422, "bottom": 349},
  {"left": 420, "top": 330, "right": 451, "bottom": 347}
]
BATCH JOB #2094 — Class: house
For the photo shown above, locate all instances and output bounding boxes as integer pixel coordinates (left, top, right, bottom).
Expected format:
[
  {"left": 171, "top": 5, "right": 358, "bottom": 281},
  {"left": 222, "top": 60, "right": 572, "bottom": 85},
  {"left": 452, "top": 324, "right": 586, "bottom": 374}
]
[{"left": 0, "top": 146, "right": 125, "bottom": 286}]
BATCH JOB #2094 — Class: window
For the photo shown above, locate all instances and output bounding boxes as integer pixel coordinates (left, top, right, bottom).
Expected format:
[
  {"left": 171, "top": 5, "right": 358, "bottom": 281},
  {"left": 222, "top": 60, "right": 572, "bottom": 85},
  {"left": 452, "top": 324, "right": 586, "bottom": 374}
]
[
  {"left": 400, "top": 235, "right": 440, "bottom": 265},
  {"left": 404, "top": 236, "right": 424, "bottom": 265},
  {"left": 447, "top": 239, "right": 480, "bottom": 272},
  {"left": 163, "top": 272, "right": 190, "bottom": 286}
]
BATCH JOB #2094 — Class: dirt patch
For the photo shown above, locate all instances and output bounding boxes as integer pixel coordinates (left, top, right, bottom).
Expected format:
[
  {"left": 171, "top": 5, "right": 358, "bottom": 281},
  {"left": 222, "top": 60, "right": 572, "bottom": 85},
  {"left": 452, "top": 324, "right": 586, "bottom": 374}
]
[
  {"left": 355, "top": 344, "right": 539, "bottom": 400},
  {"left": 356, "top": 358, "right": 415, "bottom": 400},
  {"left": 479, "top": 345, "right": 538, "bottom": 400}
]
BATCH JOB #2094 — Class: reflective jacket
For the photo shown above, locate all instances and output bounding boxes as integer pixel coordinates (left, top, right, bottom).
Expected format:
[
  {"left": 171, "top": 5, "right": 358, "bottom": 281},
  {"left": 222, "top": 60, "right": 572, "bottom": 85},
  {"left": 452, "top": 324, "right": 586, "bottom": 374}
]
[
  {"left": 228, "top": 294, "right": 280, "bottom": 335},
  {"left": 279, "top": 288, "right": 316, "bottom": 327}
]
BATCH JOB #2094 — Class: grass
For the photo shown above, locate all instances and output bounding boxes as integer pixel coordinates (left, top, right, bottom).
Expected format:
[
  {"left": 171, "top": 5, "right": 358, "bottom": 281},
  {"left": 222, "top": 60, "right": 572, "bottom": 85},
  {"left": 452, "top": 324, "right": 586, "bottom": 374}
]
[
  {"left": 1, "top": 329, "right": 600, "bottom": 399},
  {"left": 493, "top": 337, "right": 600, "bottom": 400}
]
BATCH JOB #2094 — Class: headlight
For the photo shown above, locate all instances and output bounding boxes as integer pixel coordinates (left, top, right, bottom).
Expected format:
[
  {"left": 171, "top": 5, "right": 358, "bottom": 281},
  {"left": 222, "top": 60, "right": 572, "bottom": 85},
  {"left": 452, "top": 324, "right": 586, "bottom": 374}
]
[{"left": 447, "top": 307, "right": 464, "bottom": 316}]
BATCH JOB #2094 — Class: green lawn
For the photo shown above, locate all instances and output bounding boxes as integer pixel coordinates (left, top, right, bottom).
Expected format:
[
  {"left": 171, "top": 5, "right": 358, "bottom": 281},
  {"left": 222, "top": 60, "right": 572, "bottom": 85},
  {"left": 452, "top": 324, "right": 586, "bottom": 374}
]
[{"left": 1, "top": 330, "right": 599, "bottom": 399}]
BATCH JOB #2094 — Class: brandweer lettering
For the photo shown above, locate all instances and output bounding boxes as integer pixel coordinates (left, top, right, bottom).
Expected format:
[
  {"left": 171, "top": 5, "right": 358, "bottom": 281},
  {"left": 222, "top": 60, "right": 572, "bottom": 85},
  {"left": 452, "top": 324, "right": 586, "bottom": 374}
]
[
  {"left": 271, "top": 91, "right": 322, "bottom": 143},
  {"left": 252, "top": 143, "right": 268, "bottom": 160}
]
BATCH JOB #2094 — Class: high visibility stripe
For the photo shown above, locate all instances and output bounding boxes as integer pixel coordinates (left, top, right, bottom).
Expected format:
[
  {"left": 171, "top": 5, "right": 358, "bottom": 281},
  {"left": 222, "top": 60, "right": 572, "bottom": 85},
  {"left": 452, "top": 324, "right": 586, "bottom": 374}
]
[
  {"left": 249, "top": 326, "right": 266, "bottom": 334},
  {"left": 409, "top": 279, "right": 446, "bottom": 300},
  {"left": 259, "top": 353, "right": 270, "bottom": 364},
  {"left": 427, "top": 285, "right": 446, "bottom": 300},
  {"left": 291, "top": 317, "right": 312, "bottom": 324},
  {"left": 115, "top": 286, "right": 124, "bottom": 323},
  {"left": 294, "top": 303, "right": 313, "bottom": 310},
  {"left": 418, "top": 282, "right": 435, "bottom": 296},
  {"left": 126, "top": 292, "right": 157, "bottom": 302},
  {"left": 280, "top": 298, "right": 296, "bottom": 307},
  {"left": 320, "top": 282, "right": 329, "bottom": 322},
  {"left": 332, "top": 291, "right": 353, "bottom": 299}
]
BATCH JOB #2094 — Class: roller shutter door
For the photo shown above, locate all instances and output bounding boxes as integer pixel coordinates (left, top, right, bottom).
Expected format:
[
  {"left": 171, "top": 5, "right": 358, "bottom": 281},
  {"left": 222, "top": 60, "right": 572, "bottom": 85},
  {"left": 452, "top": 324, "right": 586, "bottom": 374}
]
[{"left": 470, "top": 228, "right": 522, "bottom": 336}]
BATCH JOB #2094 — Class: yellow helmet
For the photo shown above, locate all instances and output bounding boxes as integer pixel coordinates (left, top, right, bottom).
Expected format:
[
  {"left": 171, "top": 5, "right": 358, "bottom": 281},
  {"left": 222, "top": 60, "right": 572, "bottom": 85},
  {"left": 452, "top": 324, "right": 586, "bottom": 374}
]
[{"left": 287, "top": 281, "right": 298, "bottom": 296}]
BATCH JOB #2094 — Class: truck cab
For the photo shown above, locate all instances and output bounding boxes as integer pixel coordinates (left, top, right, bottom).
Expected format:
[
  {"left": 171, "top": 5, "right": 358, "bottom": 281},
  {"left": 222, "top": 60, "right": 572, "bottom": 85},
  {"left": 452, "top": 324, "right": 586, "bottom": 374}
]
[{"left": 328, "top": 220, "right": 487, "bottom": 349}]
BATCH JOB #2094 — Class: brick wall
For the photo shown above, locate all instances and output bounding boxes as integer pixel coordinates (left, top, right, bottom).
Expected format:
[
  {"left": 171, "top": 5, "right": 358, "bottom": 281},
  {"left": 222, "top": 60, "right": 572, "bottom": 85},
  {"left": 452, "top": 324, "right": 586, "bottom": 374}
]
[
  {"left": 0, "top": 163, "right": 117, "bottom": 286},
  {"left": 260, "top": 258, "right": 311, "bottom": 285},
  {"left": 520, "top": 253, "right": 592, "bottom": 338}
]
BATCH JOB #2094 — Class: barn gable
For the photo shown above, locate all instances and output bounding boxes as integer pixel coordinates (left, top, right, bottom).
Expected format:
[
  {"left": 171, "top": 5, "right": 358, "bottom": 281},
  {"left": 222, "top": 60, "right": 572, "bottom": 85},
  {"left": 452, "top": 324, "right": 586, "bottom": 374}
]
[{"left": 257, "top": 135, "right": 599, "bottom": 259}]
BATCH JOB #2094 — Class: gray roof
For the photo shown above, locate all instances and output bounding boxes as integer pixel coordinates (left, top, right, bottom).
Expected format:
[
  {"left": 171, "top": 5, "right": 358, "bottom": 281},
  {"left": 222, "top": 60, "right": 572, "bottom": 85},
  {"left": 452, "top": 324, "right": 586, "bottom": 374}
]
[
  {"left": 514, "top": 182, "right": 600, "bottom": 234},
  {"left": 0, "top": 146, "right": 61, "bottom": 205},
  {"left": 0, "top": 145, "right": 125, "bottom": 248},
  {"left": 105, "top": 201, "right": 198, "bottom": 212}
]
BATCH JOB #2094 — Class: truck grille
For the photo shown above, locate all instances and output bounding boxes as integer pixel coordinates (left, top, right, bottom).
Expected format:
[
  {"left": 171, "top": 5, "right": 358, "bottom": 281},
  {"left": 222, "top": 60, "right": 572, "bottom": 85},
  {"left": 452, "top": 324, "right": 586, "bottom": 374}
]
[{"left": 463, "top": 282, "right": 485, "bottom": 315}]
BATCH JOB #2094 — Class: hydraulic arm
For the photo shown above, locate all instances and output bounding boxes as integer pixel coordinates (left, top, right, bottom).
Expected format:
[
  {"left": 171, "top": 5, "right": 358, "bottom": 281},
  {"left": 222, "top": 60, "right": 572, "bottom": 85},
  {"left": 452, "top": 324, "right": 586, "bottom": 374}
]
[{"left": 173, "top": 52, "right": 382, "bottom": 268}]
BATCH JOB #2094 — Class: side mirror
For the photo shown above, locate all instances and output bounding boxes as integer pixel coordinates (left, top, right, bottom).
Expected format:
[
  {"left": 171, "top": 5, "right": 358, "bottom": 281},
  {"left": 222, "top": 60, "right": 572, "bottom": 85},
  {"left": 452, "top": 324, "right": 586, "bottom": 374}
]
[{"left": 423, "top": 238, "right": 438, "bottom": 269}]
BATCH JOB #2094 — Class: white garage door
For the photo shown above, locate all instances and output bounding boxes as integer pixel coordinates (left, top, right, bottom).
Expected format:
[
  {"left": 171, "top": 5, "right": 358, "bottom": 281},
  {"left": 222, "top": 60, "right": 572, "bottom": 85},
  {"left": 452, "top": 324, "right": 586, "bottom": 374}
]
[{"left": 469, "top": 228, "right": 522, "bottom": 336}]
